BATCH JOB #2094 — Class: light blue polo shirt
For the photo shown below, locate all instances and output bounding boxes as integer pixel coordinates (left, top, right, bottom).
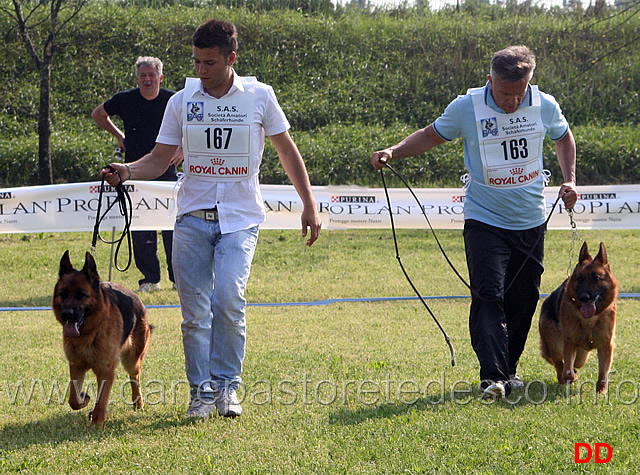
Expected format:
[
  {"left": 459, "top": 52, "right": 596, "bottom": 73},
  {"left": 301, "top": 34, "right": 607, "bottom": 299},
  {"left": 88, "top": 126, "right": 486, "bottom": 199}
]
[{"left": 433, "top": 82, "right": 569, "bottom": 230}]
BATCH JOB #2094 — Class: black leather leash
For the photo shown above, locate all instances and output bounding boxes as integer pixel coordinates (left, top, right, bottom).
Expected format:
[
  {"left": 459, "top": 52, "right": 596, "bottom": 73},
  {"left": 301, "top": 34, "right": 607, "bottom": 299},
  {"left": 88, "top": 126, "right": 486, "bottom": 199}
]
[
  {"left": 90, "top": 165, "right": 133, "bottom": 272},
  {"left": 379, "top": 162, "right": 566, "bottom": 367},
  {"left": 380, "top": 165, "right": 456, "bottom": 367}
]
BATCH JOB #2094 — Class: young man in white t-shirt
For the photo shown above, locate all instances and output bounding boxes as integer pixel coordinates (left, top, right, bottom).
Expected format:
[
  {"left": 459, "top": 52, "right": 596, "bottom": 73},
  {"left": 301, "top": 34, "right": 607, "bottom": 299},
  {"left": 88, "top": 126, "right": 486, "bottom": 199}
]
[{"left": 103, "top": 19, "right": 321, "bottom": 418}]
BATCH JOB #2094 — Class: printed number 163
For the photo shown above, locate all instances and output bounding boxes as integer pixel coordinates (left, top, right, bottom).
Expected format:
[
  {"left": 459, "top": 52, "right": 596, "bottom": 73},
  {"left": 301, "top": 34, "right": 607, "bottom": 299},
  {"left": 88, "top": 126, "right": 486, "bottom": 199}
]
[{"left": 501, "top": 138, "right": 528, "bottom": 160}]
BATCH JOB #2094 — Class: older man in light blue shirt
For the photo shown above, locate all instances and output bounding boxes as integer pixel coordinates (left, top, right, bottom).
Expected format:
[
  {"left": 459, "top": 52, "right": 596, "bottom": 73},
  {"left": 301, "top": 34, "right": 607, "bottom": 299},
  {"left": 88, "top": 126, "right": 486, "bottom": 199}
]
[{"left": 371, "top": 45, "right": 577, "bottom": 400}]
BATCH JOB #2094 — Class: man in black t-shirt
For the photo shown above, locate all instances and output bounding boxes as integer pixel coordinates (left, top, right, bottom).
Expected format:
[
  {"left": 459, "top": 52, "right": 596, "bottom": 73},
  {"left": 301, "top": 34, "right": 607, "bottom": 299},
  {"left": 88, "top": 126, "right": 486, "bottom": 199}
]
[{"left": 92, "top": 56, "right": 183, "bottom": 292}]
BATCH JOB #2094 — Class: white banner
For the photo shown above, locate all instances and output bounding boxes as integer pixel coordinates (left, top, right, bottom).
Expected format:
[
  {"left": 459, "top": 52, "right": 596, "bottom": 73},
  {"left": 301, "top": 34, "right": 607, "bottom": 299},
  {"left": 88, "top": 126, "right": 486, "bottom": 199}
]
[
  {"left": 324, "top": 184, "right": 640, "bottom": 230},
  {"left": 1, "top": 182, "right": 639, "bottom": 233}
]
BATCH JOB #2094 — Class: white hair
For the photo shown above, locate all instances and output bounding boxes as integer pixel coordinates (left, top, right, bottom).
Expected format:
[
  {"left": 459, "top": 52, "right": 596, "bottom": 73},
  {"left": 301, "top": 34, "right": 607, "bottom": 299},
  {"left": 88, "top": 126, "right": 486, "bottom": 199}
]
[{"left": 135, "top": 56, "right": 163, "bottom": 76}]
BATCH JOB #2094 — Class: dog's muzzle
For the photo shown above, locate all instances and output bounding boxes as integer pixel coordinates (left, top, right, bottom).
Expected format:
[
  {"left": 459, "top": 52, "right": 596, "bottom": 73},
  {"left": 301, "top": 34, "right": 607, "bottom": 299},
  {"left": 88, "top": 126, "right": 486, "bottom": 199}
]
[
  {"left": 61, "top": 308, "right": 84, "bottom": 337},
  {"left": 577, "top": 293, "right": 602, "bottom": 319}
]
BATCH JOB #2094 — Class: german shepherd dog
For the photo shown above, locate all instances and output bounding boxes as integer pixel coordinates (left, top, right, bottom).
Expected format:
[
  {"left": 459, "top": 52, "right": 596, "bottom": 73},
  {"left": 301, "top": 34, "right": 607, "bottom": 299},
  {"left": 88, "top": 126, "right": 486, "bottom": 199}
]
[
  {"left": 52, "top": 251, "right": 152, "bottom": 428},
  {"left": 539, "top": 242, "right": 618, "bottom": 393}
]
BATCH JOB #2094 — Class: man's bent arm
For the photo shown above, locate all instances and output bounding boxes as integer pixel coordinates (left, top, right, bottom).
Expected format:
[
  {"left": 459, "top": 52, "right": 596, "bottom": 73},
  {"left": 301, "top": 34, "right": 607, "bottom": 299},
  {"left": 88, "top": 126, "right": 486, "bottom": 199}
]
[
  {"left": 554, "top": 128, "right": 578, "bottom": 209},
  {"left": 102, "top": 143, "right": 177, "bottom": 186},
  {"left": 371, "top": 124, "right": 446, "bottom": 170},
  {"left": 91, "top": 103, "right": 125, "bottom": 150}
]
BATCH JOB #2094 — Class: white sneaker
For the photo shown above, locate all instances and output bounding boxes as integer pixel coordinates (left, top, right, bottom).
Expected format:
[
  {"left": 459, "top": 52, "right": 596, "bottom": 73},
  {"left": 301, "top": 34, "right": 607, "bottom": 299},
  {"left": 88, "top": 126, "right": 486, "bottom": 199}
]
[
  {"left": 215, "top": 388, "right": 242, "bottom": 417},
  {"left": 509, "top": 374, "right": 525, "bottom": 390},
  {"left": 186, "top": 398, "right": 215, "bottom": 418},
  {"left": 482, "top": 382, "right": 506, "bottom": 400},
  {"left": 136, "top": 282, "right": 161, "bottom": 293}
]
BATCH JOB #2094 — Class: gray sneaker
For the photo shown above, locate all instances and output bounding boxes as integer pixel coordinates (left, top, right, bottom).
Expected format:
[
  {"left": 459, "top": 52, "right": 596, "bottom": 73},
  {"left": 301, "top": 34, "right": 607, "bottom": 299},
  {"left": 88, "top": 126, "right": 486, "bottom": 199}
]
[
  {"left": 509, "top": 373, "right": 525, "bottom": 389},
  {"left": 215, "top": 388, "right": 242, "bottom": 417},
  {"left": 482, "top": 381, "right": 506, "bottom": 400},
  {"left": 136, "top": 282, "right": 161, "bottom": 293},
  {"left": 186, "top": 398, "right": 215, "bottom": 418}
]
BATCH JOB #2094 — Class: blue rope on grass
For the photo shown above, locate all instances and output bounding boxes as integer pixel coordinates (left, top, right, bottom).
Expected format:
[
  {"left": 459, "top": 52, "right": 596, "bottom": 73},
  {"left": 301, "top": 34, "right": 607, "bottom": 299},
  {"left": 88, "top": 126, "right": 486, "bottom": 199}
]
[{"left": 3, "top": 293, "right": 640, "bottom": 312}]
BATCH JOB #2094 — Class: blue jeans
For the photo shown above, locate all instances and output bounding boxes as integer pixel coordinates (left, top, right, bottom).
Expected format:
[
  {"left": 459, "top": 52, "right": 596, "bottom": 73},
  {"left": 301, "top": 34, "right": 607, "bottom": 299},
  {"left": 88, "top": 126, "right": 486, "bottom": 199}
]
[{"left": 172, "top": 214, "right": 259, "bottom": 400}]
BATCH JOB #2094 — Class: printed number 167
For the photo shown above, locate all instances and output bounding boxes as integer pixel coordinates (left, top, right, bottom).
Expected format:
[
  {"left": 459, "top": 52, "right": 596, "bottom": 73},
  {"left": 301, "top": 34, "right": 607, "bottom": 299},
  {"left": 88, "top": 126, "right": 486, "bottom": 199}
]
[{"left": 205, "top": 127, "right": 232, "bottom": 150}]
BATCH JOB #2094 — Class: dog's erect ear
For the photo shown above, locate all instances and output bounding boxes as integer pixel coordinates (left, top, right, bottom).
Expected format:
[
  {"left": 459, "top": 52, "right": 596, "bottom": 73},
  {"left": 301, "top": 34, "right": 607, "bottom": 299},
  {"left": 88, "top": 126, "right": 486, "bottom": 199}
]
[
  {"left": 59, "top": 250, "right": 74, "bottom": 277},
  {"left": 594, "top": 242, "right": 608, "bottom": 266},
  {"left": 82, "top": 252, "right": 101, "bottom": 285},
  {"left": 578, "top": 241, "right": 591, "bottom": 263}
]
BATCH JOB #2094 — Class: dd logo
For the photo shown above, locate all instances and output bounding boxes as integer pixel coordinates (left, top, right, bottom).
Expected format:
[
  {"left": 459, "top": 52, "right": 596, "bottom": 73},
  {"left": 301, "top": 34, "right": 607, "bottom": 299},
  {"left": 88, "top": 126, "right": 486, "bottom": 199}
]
[{"left": 574, "top": 443, "right": 612, "bottom": 463}]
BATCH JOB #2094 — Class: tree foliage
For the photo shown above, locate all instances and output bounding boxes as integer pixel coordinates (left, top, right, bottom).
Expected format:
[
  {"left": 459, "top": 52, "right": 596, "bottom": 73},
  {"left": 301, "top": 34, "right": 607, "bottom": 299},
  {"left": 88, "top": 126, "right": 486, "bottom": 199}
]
[
  {"left": 1, "top": 0, "right": 92, "bottom": 184},
  {"left": 0, "top": 1, "right": 638, "bottom": 186}
]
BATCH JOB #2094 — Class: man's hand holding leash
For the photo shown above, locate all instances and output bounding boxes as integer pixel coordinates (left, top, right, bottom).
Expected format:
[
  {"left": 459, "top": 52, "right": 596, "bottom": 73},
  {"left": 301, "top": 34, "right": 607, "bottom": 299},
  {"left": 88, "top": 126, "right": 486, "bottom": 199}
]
[
  {"left": 371, "top": 126, "right": 446, "bottom": 172},
  {"left": 559, "top": 182, "right": 577, "bottom": 210},
  {"left": 102, "top": 163, "right": 131, "bottom": 187},
  {"left": 371, "top": 149, "right": 392, "bottom": 170}
]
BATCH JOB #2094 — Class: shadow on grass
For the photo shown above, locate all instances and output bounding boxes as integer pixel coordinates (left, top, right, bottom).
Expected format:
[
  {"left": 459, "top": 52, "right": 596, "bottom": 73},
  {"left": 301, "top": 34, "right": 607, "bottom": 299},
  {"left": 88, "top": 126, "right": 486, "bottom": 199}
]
[
  {"left": 0, "top": 407, "right": 205, "bottom": 452},
  {"left": 328, "top": 382, "right": 590, "bottom": 426}
]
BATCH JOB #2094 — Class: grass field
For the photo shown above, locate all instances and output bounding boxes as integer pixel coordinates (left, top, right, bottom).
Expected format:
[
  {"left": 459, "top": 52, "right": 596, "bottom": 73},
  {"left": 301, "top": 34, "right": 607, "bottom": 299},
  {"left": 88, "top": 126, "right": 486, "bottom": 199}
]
[{"left": 1, "top": 228, "right": 639, "bottom": 472}]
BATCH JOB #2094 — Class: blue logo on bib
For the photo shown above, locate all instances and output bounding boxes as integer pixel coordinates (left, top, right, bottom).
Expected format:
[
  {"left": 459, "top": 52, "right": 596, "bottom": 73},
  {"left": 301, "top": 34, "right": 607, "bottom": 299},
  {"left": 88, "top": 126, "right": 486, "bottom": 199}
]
[
  {"left": 481, "top": 117, "right": 498, "bottom": 137},
  {"left": 187, "top": 102, "right": 204, "bottom": 122}
]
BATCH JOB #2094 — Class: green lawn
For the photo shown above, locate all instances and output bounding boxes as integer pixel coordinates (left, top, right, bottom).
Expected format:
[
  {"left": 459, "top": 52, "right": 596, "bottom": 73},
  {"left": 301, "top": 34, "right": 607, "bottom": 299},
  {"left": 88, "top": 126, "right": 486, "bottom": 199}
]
[{"left": 1, "top": 229, "right": 638, "bottom": 472}]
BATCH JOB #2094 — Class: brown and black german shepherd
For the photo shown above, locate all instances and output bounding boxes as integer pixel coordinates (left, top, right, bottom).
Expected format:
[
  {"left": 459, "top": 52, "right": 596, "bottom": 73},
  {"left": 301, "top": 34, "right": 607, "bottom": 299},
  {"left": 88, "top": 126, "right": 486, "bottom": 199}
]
[
  {"left": 52, "top": 251, "right": 152, "bottom": 428},
  {"left": 539, "top": 241, "right": 618, "bottom": 393}
]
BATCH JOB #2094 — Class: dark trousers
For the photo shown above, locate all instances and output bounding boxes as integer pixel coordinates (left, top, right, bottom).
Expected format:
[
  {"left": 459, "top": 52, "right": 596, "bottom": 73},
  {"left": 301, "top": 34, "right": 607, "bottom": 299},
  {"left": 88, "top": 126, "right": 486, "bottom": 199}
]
[
  {"left": 132, "top": 230, "right": 174, "bottom": 285},
  {"left": 463, "top": 219, "right": 545, "bottom": 390}
]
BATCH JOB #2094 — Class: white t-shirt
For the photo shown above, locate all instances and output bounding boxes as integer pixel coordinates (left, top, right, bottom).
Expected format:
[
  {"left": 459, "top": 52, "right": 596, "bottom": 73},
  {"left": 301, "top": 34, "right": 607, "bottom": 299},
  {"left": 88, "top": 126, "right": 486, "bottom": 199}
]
[{"left": 156, "top": 71, "right": 290, "bottom": 234}]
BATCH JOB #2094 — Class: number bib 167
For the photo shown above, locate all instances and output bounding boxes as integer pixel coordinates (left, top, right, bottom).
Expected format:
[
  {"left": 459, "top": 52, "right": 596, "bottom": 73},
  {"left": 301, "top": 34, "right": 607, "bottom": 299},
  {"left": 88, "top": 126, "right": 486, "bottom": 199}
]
[{"left": 183, "top": 78, "right": 255, "bottom": 182}]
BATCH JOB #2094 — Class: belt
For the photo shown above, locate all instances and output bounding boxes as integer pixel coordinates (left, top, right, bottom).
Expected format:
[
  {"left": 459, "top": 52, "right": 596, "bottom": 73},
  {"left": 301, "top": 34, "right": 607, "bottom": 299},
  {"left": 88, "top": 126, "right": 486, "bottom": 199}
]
[{"left": 188, "top": 208, "right": 218, "bottom": 221}]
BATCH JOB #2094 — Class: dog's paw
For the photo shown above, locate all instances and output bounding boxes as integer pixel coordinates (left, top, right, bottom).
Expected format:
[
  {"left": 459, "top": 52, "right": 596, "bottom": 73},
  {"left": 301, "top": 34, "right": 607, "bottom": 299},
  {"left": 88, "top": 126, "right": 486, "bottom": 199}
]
[
  {"left": 562, "top": 370, "right": 578, "bottom": 384},
  {"left": 88, "top": 420, "right": 105, "bottom": 430},
  {"left": 88, "top": 409, "right": 106, "bottom": 429},
  {"left": 78, "top": 392, "right": 91, "bottom": 409},
  {"left": 596, "top": 380, "right": 608, "bottom": 394},
  {"left": 69, "top": 391, "right": 91, "bottom": 410},
  {"left": 130, "top": 394, "right": 145, "bottom": 410}
]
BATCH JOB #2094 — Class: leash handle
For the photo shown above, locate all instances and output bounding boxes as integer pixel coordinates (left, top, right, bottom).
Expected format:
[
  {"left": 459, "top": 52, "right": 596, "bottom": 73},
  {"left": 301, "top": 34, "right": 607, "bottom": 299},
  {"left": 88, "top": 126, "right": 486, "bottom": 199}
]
[
  {"left": 91, "top": 165, "right": 133, "bottom": 272},
  {"left": 90, "top": 168, "right": 114, "bottom": 253}
]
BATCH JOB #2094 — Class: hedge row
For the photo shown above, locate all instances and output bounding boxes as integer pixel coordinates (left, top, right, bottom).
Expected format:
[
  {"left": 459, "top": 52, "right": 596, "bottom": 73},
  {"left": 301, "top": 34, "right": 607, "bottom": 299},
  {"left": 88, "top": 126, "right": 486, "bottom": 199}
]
[
  {"left": 1, "top": 120, "right": 638, "bottom": 187},
  {"left": 0, "top": 3, "right": 638, "bottom": 187}
]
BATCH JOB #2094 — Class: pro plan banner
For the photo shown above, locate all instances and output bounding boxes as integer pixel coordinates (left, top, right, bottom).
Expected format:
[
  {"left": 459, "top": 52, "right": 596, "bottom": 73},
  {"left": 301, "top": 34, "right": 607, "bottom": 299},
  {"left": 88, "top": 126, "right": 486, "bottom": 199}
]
[
  {"left": 0, "top": 181, "right": 180, "bottom": 233},
  {"left": 325, "top": 185, "right": 640, "bottom": 230},
  {"left": 1, "top": 182, "right": 639, "bottom": 233}
]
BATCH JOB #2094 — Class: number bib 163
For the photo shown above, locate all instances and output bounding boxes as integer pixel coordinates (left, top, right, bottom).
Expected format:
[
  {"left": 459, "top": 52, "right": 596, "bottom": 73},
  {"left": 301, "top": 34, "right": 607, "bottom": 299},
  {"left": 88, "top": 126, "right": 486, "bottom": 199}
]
[{"left": 470, "top": 86, "right": 545, "bottom": 189}]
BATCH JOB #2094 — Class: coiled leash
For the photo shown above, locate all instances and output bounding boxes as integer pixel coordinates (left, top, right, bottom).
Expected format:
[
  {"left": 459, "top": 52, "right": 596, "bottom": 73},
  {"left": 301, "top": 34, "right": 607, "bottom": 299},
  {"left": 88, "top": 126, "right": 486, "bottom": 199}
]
[
  {"left": 380, "top": 165, "right": 456, "bottom": 367},
  {"left": 90, "top": 165, "right": 133, "bottom": 272}
]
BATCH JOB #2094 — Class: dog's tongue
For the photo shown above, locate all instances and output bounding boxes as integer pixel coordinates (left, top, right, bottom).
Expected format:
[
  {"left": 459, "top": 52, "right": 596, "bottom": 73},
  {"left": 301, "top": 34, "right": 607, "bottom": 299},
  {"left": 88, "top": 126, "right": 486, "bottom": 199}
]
[
  {"left": 64, "top": 321, "right": 80, "bottom": 337},
  {"left": 581, "top": 302, "right": 597, "bottom": 319}
]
